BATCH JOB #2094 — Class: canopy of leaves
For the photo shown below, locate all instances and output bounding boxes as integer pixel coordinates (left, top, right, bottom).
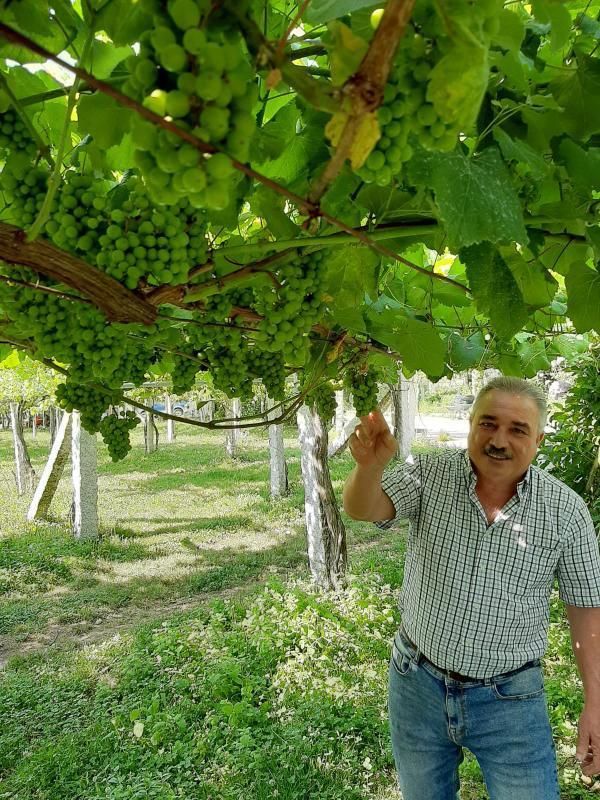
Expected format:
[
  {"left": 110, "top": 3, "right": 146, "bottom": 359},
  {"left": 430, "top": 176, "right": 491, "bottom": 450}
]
[{"left": 0, "top": 0, "right": 597, "bottom": 445}]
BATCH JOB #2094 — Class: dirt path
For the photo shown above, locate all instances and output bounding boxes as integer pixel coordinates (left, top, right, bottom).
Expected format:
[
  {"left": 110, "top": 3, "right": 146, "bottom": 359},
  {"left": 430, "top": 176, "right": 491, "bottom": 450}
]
[{"left": 0, "top": 584, "right": 259, "bottom": 670}]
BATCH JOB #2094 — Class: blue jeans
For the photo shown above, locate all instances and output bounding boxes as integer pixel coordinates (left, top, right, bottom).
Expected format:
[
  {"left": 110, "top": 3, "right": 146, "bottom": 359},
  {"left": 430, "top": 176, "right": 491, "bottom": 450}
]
[{"left": 388, "top": 629, "right": 560, "bottom": 800}]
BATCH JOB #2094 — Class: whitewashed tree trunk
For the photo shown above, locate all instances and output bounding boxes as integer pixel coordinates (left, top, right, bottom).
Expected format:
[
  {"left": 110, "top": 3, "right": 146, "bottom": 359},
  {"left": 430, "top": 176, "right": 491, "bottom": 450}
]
[
  {"left": 297, "top": 404, "right": 347, "bottom": 590},
  {"left": 27, "top": 412, "right": 72, "bottom": 521},
  {"left": 165, "top": 394, "right": 175, "bottom": 442},
  {"left": 144, "top": 410, "right": 158, "bottom": 454},
  {"left": 32, "top": 414, "right": 37, "bottom": 439},
  {"left": 71, "top": 411, "right": 98, "bottom": 540},
  {"left": 198, "top": 399, "right": 214, "bottom": 422},
  {"left": 10, "top": 401, "right": 35, "bottom": 495},
  {"left": 268, "top": 399, "right": 288, "bottom": 497},
  {"left": 225, "top": 398, "right": 241, "bottom": 458},
  {"left": 390, "top": 373, "right": 419, "bottom": 460}
]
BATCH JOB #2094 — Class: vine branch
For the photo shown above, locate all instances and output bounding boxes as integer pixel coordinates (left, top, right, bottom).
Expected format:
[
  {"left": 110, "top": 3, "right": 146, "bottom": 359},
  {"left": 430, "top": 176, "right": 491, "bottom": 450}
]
[
  {"left": 0, "top": 222, "right": 157, "bottom": 324},
  {"left": 308, "top": 0, "right": 416, "bottom": 204}
]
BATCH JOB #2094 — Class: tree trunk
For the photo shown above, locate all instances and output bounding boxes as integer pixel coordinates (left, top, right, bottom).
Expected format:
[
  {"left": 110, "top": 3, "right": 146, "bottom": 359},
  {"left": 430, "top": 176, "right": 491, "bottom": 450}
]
[
  {"left": 27, "top": 411, "right": 72, "bottom": 521},
  {"left": 198, "top": 399, "right": 214, "bottom": 422},
  {"left": 268, "top": 399, "right": 288, "bottom": 497},
  {"left": 10, "top": 401, "right": 35, "bottom": 495},
  {"left": 71, "top": 411, "right": 98, "bottom": 540},
  {"left": 49, "top": 406, "right": 58, "bottom": 444},
  {"left": 225, "top": 398, "right": 241, "bottom": 458},
  {"left": 165, "top": 394, "right": 175, "bottom": 442},
  {"left": 144, "top": 410, "right": 158, "bottom": 454},
  {"left": 389, "top": 372, "right": 419, "bottom": 460},
  {"left": 297, "top": 404, "right": 347, "bottom": 591},
  {"left": 32, "top": 413, "right": 37, "bottom": 439}
]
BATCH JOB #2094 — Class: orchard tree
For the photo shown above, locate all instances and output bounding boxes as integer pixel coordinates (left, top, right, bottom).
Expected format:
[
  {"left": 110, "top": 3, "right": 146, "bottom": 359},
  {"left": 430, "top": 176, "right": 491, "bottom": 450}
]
[
  {"left": 0, "top": 352, "right": 59, "bottom": 493},
  {"left": 0, "top": 0, "right": 598, "bottom": 580}
]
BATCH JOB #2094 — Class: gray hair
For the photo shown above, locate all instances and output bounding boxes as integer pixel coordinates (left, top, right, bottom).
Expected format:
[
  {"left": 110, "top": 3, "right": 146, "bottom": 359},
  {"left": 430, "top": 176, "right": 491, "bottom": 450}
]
[{"left": 471, "top": 377, "right": 547, "bottom": 434}]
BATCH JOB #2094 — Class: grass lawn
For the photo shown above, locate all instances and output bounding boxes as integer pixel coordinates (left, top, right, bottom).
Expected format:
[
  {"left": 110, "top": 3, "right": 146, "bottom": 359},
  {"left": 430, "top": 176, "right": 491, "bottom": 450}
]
[{"left": 0, "top": 422, "right": 596, "bottom": 798}]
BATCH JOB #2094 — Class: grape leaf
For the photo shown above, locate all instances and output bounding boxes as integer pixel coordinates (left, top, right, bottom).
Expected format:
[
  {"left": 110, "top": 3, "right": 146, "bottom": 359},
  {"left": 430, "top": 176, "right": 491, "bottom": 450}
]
[
  {"left": 460, "top": 243, "right": 529, "bottom": 339},
  {"left": 503, "top": 249, "right": 558, "bottom": 308},
  {"left": 77, "top": 93, "right": 133, "bottom": 149},
  {"left": 94, "top": 0, "right": 154, "bottom": 46},
  {"left": 249, "top": 186, "right": 301, "bottom": 239},
  {"left": 364, "top": 309, "right": 447, "bottom": 377},
  {"left": 493, "top": 8, "right": 526, "bottom": 51},
  {"left": 565, "top": 262, "right": 600, "bottom": 332},
  {"left": 408, "top": 147, "right": 528, "bottom": 250},
  {"left": 554, "top": 138, "right": 600, "bottom": 196},
  {"left": 548, "top": 333, "right": 589, "bottom": 359},
  {"left": 254, "top": 106, "right": 329, "bottom": 184},
  {"left": 515, "top": 336, "right": 551, "bottom": 377},
  {"left": 427, "top": 44, "right": 488, "bottom": 131},
  {"left": 493, "top": 128, "right": 548, "bottom": 181},
  {"left": 551, "top": 53, "right": 600, "bottom": 137},
  {"left": 531, "top": 0, "right": 572, "bottom": 50},
  {"left": 325, "top": 21, "right": 369, "bottom": 86},
  {"left": 88, "top": 41, "right": 134, "bottom": 79},
  {"left": 324, "top": 245, "right": 380, "bottom": 306},
  {"left": 305, "top": 0, "right": 378, "bottom": 24},
  {"left": 448, "top": 331, "right": 486, "bottom": 370}
]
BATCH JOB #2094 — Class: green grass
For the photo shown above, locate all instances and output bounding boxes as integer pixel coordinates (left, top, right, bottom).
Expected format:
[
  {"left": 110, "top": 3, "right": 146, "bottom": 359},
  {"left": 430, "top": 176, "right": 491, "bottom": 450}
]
[{"left": 0, "top": 423, "right": 595, "bottom": 799}]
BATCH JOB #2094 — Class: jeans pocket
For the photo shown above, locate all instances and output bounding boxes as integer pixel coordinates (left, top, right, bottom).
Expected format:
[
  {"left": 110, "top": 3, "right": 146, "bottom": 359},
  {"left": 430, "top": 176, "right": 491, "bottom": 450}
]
[
  {"left": 492, "top": 665, "right": 544, "bottom": 700},
  {"left": 391, "top": 642, "right": 413, "bottom": 676}
]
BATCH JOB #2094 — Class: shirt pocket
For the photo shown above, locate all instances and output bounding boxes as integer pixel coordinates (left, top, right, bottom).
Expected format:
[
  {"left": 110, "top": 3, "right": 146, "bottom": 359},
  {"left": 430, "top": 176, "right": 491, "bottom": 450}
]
[{"left": 496, "top": 531, "right": 560, "bottom": 596}]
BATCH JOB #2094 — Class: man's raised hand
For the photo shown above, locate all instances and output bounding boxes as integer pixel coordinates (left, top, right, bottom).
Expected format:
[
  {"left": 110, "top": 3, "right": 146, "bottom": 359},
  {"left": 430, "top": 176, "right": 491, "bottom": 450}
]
[{"left": 349, "top": 410, "right": 398, "bottom": 470}]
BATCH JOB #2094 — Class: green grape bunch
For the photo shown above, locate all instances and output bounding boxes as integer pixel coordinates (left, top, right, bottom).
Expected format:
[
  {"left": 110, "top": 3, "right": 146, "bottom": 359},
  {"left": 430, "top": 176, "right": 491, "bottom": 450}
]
[
  {"left": 124, "top": 0, "right": 258, "bottom": 210},
  {"left": 359, "top": 0, "right": 502, "bottom": 186},
  {"left": 307, "top": 381, "right": 338, "bottom": 424},
  {"left": 344, "top": 365, "right": 380, "bottom": 417},
  {"left": 56, "top": 380, "right": 122, "bottom": 434},
  {"left": 99, "top": 412, "right": 141, "bottom": 461},
  {"left": 0, "top": 108, "right": 36, "bottom": 158}
]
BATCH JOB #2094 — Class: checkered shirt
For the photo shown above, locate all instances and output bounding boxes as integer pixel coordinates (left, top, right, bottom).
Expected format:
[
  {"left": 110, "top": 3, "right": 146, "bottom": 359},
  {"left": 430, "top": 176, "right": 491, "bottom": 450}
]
[{"left": 376, "top": 449, "right": 600, "bottom": 678}]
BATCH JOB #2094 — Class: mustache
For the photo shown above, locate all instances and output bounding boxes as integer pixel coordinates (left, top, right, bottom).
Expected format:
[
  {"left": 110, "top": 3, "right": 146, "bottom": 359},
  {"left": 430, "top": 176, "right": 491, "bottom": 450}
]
[{"left": 484, "top": 445, "right": 512, "bottom": 459}]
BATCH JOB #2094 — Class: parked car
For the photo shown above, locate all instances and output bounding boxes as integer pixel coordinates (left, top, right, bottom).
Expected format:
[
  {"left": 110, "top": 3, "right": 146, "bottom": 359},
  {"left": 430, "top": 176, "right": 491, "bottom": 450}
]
[
  {"left": 152, "top": 401, "right": 189, "bottom": 416},
  {"left": 448, "top": 394, "right": 475, "bottom": 419}
]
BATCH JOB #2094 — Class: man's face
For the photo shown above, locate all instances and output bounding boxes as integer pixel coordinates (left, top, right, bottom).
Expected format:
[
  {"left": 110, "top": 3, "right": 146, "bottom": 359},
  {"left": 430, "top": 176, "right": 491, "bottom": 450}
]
[{"left": 467, "top": 390, "right": 544, "bottom": 488}]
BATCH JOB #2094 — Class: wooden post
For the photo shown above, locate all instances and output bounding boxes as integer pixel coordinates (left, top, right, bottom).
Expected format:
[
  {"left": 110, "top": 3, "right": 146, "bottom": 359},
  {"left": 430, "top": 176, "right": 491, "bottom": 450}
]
[
  {"left": 268, "top": 399, "right": 288, "bottom": 497},
  {"left": 71, "top": 411, "right": 98, "bottom": 540},
  {"left": 390, "top": 372, "right": 418, "bottom": 460},
  {"left": 225, "top": 398, "right": 241, "bottom": 458},
  {"left": 165, "top": 394, "right": 175, "bottom": 442},
  {"left": 10, "top": 401, "right": 35, "bottom": 495},
  {"left": 27, "top": 412, "right": 72, "bottom": 521},
  {"left": 144, "top": 410, "right": 158, "bottom": 454}
]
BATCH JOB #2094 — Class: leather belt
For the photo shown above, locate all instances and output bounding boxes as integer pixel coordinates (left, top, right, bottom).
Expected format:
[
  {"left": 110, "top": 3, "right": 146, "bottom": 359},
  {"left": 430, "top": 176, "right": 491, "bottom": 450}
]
[{"left": 400, "top": 629, "right": 485, "bottom": 682}]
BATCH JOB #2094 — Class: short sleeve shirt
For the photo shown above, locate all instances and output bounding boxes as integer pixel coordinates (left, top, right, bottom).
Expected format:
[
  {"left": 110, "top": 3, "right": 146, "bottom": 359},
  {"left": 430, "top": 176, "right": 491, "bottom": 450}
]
[{"left": 377, "top": 449, "right": 600, "bottom": 678}]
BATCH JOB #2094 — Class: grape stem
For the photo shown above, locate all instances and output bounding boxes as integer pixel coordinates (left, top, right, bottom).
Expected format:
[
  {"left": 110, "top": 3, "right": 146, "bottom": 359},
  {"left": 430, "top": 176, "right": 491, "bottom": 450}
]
[
  {"left": 0, "top": 70, "right": 54, "bottom": 167},
  {"left": 26, "top": 28, "right": 95, "bottom": 243},
  {"left": 0, "top": 272, "right": 94, "bottom": 305},
  {"left": 184, "top": 264, "right": 281, "bottom": 303},
  {"left": 274, "top": 0, "right": 313, "bottom": 62},
  {"left": 308, "top": 0, "right": 416, "bottom": 204}
]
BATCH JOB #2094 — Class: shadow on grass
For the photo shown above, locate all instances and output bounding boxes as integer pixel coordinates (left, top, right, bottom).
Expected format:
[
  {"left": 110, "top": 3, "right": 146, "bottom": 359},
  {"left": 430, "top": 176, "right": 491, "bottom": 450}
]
[{"left": 0, "top": 526, "right": 311, "bottom": 637}]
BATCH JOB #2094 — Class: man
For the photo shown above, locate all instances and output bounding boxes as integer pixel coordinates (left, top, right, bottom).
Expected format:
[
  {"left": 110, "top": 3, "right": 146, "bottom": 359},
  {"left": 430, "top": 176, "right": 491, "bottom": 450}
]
[{"left": 343, "top": 377, "right": 600, "bottom": 800}]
